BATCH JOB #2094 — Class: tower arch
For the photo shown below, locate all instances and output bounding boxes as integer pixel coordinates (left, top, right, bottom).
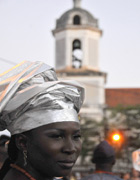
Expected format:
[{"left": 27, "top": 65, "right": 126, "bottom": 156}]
[
  {"left": 72, "top": 39, "right": 83, "bottom": 68},
  {"left": 52, "top": 0, "right": 106, "bottom": 125},
  {"left": 73, "top": 15, "right": 81, "bottom": 25}
]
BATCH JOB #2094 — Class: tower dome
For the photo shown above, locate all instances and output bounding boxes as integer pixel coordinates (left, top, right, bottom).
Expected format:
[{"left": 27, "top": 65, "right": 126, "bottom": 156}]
[
  {"left": 52, "top": 0, "right": 106, "bottom": 124},
  {"left": 53, "top": 0, "right": 101, "bottom": 34},
  {"left": 52, "top": 0, "right": 103, "bottom": 71}
]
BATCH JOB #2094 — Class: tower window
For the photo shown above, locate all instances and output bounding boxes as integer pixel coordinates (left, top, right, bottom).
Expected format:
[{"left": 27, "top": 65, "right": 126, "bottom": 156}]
[
  {"left": 73, "top": 15, "right": 81, "bottom": 25},
  {"left": 73, "top": 39, "right": 81, "bottom": 50},
  {"left": 72, "top": 39, "right": 83, "bottom": 69}
]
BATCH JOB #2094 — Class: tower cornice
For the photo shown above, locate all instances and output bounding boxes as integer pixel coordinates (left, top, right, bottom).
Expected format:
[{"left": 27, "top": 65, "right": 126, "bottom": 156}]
[
  {"left": 52, "top": 26, "right": 102, "bottom": 36},
  {"left": 56, "top": 66, "right": 107, "bottom": 79}
]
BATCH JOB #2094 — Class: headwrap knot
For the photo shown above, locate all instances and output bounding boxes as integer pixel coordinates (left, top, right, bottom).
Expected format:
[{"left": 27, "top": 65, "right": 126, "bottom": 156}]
[{"left": 0, "top": 61, "right": 84, "bottom": 135}]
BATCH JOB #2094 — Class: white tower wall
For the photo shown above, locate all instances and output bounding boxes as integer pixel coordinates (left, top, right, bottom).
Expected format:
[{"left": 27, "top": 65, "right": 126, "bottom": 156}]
[
  {"left": 53, "top": 0, "right": 107, "bottom": 121},
  {"left": 55, "top": 29, "right": 101, "bottom": 70}
]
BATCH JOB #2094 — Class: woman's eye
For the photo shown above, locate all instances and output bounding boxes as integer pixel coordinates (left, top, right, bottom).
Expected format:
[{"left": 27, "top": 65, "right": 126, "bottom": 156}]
[
  {"left": 49, "top": 134, "right": 63, "bottom": 139},
  {"left": 73, "top": 134, "right": 81, "bottom": 140}
]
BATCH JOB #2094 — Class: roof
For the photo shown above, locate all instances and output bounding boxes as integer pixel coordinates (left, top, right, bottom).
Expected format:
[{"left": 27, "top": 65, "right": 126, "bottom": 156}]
[
  {"left": 105, "top": 88, "right": 140, "bottom": 108},
  {"left": 56, "top": 8, "right": 98, "bottom": 29},
  {"left": 53, "top": 1, "right": 101, "bottom": 34}
]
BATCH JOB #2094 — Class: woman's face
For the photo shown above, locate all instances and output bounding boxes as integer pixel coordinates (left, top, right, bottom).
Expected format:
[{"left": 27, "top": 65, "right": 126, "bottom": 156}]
[{"left": 26, "top": 121, "right": 82, "bottom": 178}]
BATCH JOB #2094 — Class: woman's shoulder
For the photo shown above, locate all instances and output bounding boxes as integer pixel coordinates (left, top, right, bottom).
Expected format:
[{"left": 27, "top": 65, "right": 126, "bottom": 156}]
[{"left": 3, "top": 168, "right": 29, "bottom": 180}]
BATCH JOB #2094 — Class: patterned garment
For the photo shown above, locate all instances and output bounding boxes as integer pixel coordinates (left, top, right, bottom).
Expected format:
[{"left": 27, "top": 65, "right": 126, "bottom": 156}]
[{"left": 81, "top": 173, "right": 123, "bottom": 180}]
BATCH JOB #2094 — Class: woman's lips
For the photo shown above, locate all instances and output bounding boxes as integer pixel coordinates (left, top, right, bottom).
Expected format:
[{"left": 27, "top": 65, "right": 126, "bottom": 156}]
[{"left": 57, "top": 161, "right": 75, "bottom": 169}]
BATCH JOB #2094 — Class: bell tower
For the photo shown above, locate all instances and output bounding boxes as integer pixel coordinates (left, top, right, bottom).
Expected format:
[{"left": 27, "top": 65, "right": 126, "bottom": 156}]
[
  {"left": 52, "top": 0, "right": 107, "bottom": 121},
  {"left": 52, "top": 0, "right": 102, "bottom": 71}
]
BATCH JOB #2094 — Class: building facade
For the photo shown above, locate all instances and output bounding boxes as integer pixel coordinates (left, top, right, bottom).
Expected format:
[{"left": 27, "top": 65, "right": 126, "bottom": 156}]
[{"left": 52, "top": 0, "right": 107, "bottom": 122}]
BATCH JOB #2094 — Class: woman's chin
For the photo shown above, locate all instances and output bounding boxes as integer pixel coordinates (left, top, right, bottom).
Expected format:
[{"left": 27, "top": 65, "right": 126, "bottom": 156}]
[{"left": 55, "top": 169, "right": 72, "bottom": 177}]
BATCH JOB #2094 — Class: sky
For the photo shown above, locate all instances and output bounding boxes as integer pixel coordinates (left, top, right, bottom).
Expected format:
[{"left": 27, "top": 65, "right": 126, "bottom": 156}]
[{"left": 0, "top": 0, "right": 140, "bottom": 88}]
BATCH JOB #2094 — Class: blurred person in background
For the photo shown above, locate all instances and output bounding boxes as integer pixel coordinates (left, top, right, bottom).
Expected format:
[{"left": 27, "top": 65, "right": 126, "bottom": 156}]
[
  {"left": 131, "top": 168, "right": 140, "bottom": 180},
  {"left": 81, "top": 140, "right": 123, "bottom": 180},
  {"left": 70, "top": 172, "right": 77, "bottom": 180},
  {"left": 122, "top": 172, "right": 131, "bottom": 180}
]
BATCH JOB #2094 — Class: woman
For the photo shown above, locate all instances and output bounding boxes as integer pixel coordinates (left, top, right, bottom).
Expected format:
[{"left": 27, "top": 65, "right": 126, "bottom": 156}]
[{"left": 0, "top": 61, "right": 84, "bottom": 180}]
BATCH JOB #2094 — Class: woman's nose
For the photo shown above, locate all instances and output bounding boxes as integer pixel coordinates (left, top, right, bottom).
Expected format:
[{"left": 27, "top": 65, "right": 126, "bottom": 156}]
[{"left": 62, "top": 138, "right": 76, "bottom": 154}]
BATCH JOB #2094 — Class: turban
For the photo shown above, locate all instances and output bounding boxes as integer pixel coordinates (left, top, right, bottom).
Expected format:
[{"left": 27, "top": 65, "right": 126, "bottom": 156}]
[{"left": 0, "top": 61, "right": 84, "bottom": 135}]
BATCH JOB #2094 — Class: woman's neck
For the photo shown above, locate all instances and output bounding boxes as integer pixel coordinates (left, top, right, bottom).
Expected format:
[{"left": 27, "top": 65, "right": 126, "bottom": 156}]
[
  {"left": 14, "top": 161, "right": 53, "bottom": 180},
  {"left": 96, "top": 164, "right": 113, "bottom": 173}
]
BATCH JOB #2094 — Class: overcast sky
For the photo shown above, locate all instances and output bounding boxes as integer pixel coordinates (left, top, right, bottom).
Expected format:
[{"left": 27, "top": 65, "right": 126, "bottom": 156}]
[{"left": 0, "top": 0, "right": 140, "bottom": 88}]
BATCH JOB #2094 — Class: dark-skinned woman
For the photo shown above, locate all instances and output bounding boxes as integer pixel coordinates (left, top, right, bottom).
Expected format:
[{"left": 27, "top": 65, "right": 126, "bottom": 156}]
[{"left": 0, "top": 61, "right": 84, "bottom": 180}]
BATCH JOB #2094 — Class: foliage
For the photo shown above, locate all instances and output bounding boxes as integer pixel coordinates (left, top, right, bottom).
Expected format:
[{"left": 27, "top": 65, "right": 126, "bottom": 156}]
[
  {"left": 80, "top": 116, "right": 104, "bottom": 165},
  {"left": 80, "top": 104, "right": 140, "bottom": 169},
  {"left": 104, "top": 104, "right": 140, "bottom": 166}
]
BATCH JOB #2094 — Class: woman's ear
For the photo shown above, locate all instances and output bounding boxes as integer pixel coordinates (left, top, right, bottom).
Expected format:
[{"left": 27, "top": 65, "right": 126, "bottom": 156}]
[{"left": 15, "top": 134, "right": 28, "bottom": 151}]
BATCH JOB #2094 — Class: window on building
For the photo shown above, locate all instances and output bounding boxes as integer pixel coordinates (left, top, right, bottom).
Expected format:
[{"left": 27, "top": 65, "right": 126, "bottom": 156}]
[
  {"left": 73, "top": 15, "right": 81, "bottom": 25},
  {"left": 72, "top": 39, "right": 83, "bottom": 69},
  {"left": 73, "top": 39, "right": 81, "bottom": 50}
]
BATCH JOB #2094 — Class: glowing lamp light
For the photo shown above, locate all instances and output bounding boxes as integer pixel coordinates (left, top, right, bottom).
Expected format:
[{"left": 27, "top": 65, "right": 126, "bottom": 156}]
[{"left": 112, "top": 134, "right": 121, "bottom": 141}]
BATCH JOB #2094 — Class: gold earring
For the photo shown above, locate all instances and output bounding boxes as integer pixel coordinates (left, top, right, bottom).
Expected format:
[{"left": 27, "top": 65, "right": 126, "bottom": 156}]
[{"left": 23, "top": 150, "right": 27, "bottom": 166}]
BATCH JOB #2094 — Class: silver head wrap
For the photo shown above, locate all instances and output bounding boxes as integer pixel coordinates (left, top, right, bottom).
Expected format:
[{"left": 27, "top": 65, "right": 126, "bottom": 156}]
[{"left": 0, "top": 61, "right": 84, "bottom": 135}]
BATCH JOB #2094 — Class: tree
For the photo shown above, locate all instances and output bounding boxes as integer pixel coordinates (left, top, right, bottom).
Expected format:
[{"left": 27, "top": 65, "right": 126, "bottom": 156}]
[
  {"left": 80, "top": 116, "right": 104, "bottom": 165},
  {"left": 78, "top": 105, "right": 140, "bottom": 172},
  {"left": 104, "top": 104, "right": 140, "bottom": 170}
]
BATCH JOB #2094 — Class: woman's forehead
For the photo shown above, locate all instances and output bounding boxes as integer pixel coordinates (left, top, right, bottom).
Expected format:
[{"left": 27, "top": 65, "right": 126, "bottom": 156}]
[{"left": 32, "top": 121, "right": 80, "bottom": 132}]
